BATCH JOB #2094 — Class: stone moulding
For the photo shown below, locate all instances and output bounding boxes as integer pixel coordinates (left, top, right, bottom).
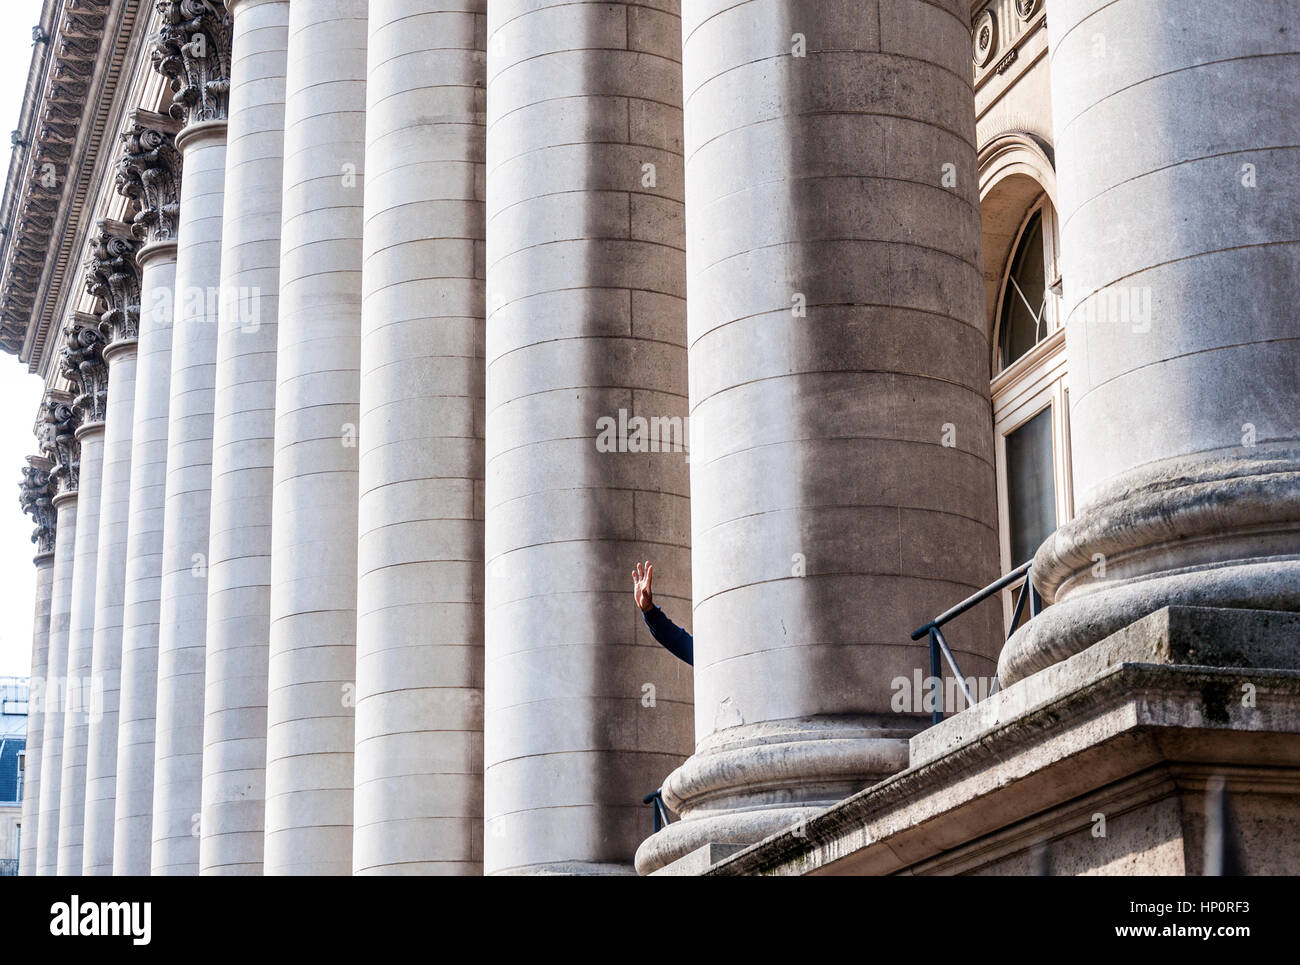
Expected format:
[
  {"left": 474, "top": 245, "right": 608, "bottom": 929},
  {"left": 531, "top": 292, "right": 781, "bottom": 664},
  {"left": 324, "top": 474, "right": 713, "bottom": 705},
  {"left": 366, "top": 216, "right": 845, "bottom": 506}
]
[
  {"left": 1000, "top": 447, "right": 1300, "bottom": 684},
  {"left": 701, "top": 607, "right": 1300, "bottom": 876},
  {"left": 634, "top": 715, "right": 914, "bottom": 875},
  {"left": 0, "top": 0, "right": 114, "bottom": 360}
]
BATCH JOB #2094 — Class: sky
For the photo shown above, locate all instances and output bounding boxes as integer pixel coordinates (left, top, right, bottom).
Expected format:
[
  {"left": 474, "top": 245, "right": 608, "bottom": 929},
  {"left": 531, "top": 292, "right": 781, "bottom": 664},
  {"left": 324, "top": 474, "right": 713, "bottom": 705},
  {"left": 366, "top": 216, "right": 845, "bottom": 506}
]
[{"left": 0, "top": 0, "right": 60, "bottom": 678}]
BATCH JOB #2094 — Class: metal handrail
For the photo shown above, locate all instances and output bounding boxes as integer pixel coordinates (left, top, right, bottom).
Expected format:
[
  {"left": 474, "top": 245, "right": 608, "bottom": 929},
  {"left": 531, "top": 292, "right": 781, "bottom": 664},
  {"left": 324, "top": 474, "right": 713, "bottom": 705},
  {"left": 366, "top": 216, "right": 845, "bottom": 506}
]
[
  {"left": 643, "top": 789, "right": 671, "bottom": 832},
  {"left": 910, "top": 560, "right": 1042, "bottom": 725}
]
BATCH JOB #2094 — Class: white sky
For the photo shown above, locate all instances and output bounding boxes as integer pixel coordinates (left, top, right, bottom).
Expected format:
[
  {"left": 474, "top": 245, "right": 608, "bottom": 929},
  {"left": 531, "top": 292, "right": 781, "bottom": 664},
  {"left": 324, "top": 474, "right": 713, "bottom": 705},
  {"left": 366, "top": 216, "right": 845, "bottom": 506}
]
[{"left": 0, "top": 0, "right": 61, "bottom": 677}]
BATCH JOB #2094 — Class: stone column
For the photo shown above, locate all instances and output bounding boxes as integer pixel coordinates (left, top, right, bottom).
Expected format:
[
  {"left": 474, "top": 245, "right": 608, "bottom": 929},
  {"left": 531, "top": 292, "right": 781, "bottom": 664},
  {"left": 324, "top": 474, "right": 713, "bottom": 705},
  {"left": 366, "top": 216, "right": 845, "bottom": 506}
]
[
  {"left": 55, "top": 314, "right": 110, "bottom": 876},
  {"left": 112, "top": 111, "right": 182, "bottom": 872},
  {"left": 200, "top": 0, "right": 288, "bottom": 876},
  {"left": 35, "top": 398, "right": 81, "bottom": 875},
  {"left": 483, "top": 0, "right": 695, "bottom": 875},
  {"left": 354, "top": 0, "right": 486, "bottom": 876},
  {"left": 635, "top": 0, "right": 1001, "bottom": 873},
  {"left": 264, "top": 0, "right": 366, "bottom": 876},
  {"left": 1000, "top": 0, "right": 1300, "bottom": 683},
  {"left": 148, "top": 1, "right": 232, "bottom": 875},
  {"left": 81, "top": 222, "right": 143, "bottom": 875},
  {"left": 17, "top": 458, "right": 56, "bottom": 875}
]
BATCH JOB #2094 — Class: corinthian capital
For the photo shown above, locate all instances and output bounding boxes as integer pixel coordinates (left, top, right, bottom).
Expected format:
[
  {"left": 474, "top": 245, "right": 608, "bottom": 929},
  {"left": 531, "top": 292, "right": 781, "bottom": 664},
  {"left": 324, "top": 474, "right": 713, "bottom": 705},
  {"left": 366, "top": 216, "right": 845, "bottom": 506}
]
[
  {"left": 59, "top": 312, "right": 109, "bottom": 426},
  {"left": 85, "top": 219, "right": 143, "bottom": 343},
  {"left": 115, "top": 109, "right": 183, "bottom": 243},
  {"left": 151, "top": 1, "right": 233, "bottom": 126},
  {"left": 19, "top": 455, "right": 57, "bottom": 554},
  {"left": 41, "top": 393, "right": 82, "bottom": 496}
]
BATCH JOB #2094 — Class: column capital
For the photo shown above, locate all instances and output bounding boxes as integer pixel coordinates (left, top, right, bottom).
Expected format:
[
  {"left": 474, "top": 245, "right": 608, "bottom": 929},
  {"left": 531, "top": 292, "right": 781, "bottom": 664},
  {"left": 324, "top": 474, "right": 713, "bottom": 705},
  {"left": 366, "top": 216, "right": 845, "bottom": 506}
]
[
  {"left": 85, "top": 219, "right": 142, "bottom": 345},
  {"left": 58, "top": 312, "right": 109, "bottom": 427},
  {"left": 115, "top": 109, "right": 183, "bottom": 245},
  {"left": 151, "top": 1, "right": 234, "bottom": 127},
  {"left": 19, "top": 454, "right": 57, "bottom": 555},
  {"left": 41, "top": 392, "right": 82, "bottom": 497}
]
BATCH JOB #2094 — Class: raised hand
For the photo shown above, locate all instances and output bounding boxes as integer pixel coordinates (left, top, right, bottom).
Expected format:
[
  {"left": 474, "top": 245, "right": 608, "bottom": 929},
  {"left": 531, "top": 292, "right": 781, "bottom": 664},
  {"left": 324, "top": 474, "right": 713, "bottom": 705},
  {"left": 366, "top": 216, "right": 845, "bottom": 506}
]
[{"left": 632, "top": 560, "right": 654, "bottom": 612}]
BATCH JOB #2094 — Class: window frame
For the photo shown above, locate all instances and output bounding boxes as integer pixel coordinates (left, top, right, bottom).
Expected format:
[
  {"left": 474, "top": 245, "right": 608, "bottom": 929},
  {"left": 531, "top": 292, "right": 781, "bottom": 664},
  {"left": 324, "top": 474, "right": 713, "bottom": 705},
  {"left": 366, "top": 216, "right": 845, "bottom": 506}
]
[
  {"left": 990, "top": 197, "right": 1072, "bottom": 634},
  {"left": 993, "top": 196, "right": 1062, "bottom": 375}
]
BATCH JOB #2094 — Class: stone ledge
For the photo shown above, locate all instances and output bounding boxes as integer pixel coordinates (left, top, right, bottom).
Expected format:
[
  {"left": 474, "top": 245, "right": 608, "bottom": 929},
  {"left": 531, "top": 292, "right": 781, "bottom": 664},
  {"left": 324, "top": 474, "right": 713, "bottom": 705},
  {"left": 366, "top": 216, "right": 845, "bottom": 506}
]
[{"left": 702, "top": 606, "right": 1300, "bottom": 876}]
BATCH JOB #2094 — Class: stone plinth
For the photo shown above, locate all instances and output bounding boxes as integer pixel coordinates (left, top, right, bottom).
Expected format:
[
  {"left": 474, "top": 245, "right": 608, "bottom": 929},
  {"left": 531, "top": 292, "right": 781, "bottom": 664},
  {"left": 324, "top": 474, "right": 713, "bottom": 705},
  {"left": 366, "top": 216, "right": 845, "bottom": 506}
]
[{"left": 698, "top": 607, "right": 1300, "bottom": 876}]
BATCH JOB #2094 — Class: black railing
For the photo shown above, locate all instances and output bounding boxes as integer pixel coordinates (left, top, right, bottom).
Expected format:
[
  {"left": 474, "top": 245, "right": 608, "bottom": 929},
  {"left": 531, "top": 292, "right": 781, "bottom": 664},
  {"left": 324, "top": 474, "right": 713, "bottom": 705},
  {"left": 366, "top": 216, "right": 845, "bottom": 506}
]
[
  {"left": 643, "top": 788, "right": 671, "bottom": 833},
  {"left": 910, "top": 560, "right": 1041, "bottom": 725}
]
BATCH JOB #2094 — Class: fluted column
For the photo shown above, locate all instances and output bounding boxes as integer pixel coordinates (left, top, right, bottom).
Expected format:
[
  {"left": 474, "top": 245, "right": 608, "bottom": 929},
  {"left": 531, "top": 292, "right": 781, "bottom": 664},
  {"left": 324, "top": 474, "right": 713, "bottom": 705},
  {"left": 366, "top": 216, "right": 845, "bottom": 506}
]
[
  {"left": 82, "top": 223, "right": 143, "bottom": 875},
  {"left": 635, "top": 0, "right": 1001, "bottom": 873},
  {"left": 484, "top": 0, "right": 694, "bottom": 875},
  {"left": 56, "top": 314, "right": 110, "bottom": 876},
  {"left": 265, "top": 0, "right": 366, "bottom": 876},
  {"left": 17, "top": 458, "right": 56, "bottom": 875},
  {"left": 200, "top": 0, "right": 288, "bottom": 876},
  {"left": 354, "top": 0, "right": 486, "bottom": 876},
  {"left": 35, "top": 398, "right": 81, "bottom": 875},
  {"left": 149, "top": 0, "right": 232, "bottom": 875},
  {"left": 112, "top": 110, "right": 183, "bottom": 876},
  {"left": 1001, "top": 0, "right": 1300, "bottom": 682}
]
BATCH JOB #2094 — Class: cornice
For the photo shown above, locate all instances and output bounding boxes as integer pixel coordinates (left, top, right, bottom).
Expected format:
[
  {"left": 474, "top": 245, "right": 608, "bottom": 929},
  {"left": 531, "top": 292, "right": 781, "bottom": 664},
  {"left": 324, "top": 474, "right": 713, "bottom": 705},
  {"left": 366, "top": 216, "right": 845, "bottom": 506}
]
[{"left": 0, "top": 0, "right": 151, "bottom": 375}]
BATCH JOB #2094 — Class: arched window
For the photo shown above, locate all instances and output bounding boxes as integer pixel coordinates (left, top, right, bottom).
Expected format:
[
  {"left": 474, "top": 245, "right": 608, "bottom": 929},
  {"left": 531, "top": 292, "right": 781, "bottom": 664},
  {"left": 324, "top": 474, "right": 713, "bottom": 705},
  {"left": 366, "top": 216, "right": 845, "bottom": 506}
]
[
  {"left": 988, "top": 198, "right": 1072, "bottom": 630},
  {"left": 995, "top": 203, "right": 1059, "bottom": 373}
]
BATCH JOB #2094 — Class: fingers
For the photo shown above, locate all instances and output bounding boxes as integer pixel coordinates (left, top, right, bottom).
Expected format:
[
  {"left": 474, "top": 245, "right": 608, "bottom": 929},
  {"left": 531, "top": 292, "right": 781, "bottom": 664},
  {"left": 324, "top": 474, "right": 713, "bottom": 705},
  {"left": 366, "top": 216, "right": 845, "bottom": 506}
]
[{"left": 645, "top": 562, "right": 653, "bottom": 587}]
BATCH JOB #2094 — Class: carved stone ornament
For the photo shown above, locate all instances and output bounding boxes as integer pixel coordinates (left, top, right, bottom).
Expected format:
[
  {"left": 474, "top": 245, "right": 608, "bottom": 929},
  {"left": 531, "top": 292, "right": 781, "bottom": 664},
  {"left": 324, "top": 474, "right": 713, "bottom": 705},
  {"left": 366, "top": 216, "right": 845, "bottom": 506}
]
[
  {"left": 115, "top": 111, "right": 183, "bottom": 243},
  {"left": 0, "top": 0, "right": 112, "bottom": 355},
  {"left": 85, "top": 220, "right": 142, "bottom": 343},
  {"left": 43, "top": 393, "right": 82, "bottom": 496},
  {"left": 973, "top": 10, "right": 997, "bottom": 69},
  {"left": 151, "top": 1, "right": 234, "bottom": 126},
  {"left": 19, "top": 455, "right": 57, "bottom": 553},
  {"left": 59, "top": 312, "right": 109, "bottom": 425},
  {"left": 1016, "top": 0, "right": 1042, "bottom": 21}
]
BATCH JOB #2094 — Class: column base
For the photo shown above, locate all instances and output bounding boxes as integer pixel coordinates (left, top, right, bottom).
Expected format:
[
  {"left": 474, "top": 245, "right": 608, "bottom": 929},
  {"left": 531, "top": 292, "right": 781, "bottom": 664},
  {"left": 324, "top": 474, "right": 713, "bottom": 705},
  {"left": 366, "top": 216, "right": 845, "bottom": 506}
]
[
  {"left": 1001, "top": 447, "right": 1300, "bottom": 685},
  {"left": 634, "top": 716, "right": 914, "bottom": 875}
]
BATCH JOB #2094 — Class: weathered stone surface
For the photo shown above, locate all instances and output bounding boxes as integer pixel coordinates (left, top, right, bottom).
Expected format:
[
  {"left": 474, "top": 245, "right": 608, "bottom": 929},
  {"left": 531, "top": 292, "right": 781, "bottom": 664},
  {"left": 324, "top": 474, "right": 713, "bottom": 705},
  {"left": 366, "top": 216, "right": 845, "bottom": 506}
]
[
  {"left": 1008, "top": 0, "right": 1300, "bottom": 678},
  {"left": 635, "top": 0, "right": 1001, "bottom": 875},
  {"left": 483, "top": 0, "right": 694, "bottom": 876},
  {"left": 704, "top": 607, "right": 1300, "bottom": 876}
]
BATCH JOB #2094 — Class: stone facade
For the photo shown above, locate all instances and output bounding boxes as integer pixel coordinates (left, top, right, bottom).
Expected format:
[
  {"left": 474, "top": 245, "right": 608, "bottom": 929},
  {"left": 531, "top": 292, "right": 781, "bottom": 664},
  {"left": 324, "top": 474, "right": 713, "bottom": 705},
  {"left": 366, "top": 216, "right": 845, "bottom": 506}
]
[{"left": 3, "top": 0, "right": 1296, "bottom": 876}]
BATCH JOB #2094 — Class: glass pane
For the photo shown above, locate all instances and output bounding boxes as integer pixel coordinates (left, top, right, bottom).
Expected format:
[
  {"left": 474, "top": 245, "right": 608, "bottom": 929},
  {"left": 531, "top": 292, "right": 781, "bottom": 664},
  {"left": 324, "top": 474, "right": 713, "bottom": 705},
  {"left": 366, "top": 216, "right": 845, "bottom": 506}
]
[
  {"left": 1005, "top": 406, "right": 1057, "bottom": 567},
  {"left": 998, "top": 211, "right": 1046, "bottom": 370}
]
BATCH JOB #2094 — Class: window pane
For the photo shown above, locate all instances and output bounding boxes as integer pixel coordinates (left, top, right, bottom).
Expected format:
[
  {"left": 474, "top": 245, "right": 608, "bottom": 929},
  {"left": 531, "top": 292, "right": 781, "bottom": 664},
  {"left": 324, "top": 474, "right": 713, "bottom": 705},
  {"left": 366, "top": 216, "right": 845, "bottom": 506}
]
[
  {"left": 1005, "top": 406, "right": 1056, "bottom": 567},
  {"left": 998, "top": 211, "right": 1046, "bottom": 370}
]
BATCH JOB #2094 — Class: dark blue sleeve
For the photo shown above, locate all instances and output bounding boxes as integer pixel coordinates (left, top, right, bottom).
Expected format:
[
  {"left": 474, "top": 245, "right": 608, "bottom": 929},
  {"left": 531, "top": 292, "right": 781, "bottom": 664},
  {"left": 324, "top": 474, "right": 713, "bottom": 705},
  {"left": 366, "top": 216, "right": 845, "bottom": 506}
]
[{"left": 643, "top": 606, "right": 694, "bottom": 666}]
